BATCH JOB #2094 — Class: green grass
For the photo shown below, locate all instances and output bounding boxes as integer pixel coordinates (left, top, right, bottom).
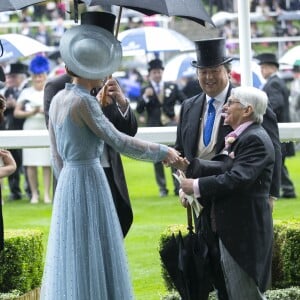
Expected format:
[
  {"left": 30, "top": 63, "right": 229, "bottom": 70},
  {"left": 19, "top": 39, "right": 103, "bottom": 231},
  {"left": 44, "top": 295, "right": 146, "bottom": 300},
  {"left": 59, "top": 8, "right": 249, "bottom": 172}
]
[{"left": 1, "top": 150, "right": 300, "bottom": 299}]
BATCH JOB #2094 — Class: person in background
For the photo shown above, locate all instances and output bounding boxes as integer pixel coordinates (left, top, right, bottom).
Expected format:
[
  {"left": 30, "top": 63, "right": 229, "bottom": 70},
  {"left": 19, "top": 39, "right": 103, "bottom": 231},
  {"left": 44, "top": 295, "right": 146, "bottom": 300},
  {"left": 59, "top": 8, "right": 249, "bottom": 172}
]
[
  {"left": 0, "top": 94, "right": 17, "bottom": 251},
  {"left": 0, "top": 62, "right": 30, "bottom": 200},
  {"left": 43, "top": 11, "right": 138, "bottom": 238},
  {"left": 289, "top": 59, "right": 300, "bottom": 123},
  {"left": 256, "top": 52, "right": 296, "bottom": 199},
  {"left": 40, "top": 20, "right": 180, "bottom": 299},
  {"left": 14, "top": 55, "right": 52, "bottom": 204},
  {"left": 178, "top": 86, "right": 274, "bottom": 300},
  {"left": 136, "top": 58, "right": 186, "bottom": 197}
]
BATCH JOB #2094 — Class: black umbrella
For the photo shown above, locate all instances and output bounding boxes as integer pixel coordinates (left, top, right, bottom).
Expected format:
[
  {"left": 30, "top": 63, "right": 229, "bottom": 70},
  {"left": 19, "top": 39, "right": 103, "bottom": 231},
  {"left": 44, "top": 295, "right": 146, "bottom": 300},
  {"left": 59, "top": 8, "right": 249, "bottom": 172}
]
[
  {"left": 90, "top": 0, "right": 214, "bottom": 27},
  {"left": 159, "top": 205, "right": 213, "bottom": 300},
  {"left": 0, "top": 0, "right": 214, "bottom": 28},
  {"left": 0, "top": 0, "right": 46, "bottom": 11}
]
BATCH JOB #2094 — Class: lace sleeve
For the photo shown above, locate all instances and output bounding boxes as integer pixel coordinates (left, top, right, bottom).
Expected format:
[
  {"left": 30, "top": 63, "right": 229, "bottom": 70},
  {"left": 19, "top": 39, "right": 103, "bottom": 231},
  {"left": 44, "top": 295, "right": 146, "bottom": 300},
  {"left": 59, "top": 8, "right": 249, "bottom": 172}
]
[
  {"left": 49, "top": 117, "right": 63, "bottom": 179},
  {"left": 72, "top": 95, "right": 168, "bottom": 162}
]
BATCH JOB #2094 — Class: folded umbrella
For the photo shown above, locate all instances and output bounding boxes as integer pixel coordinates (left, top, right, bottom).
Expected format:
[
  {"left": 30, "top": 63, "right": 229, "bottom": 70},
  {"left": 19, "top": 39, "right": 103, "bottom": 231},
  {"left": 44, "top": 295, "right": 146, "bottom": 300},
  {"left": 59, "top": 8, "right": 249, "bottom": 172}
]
[{"left": 160, "top": 206, "right": 212, "bottom": 300}]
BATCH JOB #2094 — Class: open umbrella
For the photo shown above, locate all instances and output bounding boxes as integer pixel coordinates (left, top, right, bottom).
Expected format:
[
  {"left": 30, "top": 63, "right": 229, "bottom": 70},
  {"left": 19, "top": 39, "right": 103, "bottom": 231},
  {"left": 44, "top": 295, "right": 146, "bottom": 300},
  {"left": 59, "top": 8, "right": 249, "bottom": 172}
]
[
  {"left": 118, "top": 27, "right": 195, "bottom": 56},
  {"left": 163, "top": 53, "right": 197, "bottom": 81},
  {"left": 279, "top": 45, "right": 300, "bottom": 66},
  {"left": 0, "top": 0, "right": 44, "bottom": 11},
  {"left": 0, "top": 0, "right": 214, "bottom": 29},
  {"left": 0, "top": 33, "right": 53, "bottom": 63},
  {"left": 89, "top": 0, "right": 214, "bottom": 27}
]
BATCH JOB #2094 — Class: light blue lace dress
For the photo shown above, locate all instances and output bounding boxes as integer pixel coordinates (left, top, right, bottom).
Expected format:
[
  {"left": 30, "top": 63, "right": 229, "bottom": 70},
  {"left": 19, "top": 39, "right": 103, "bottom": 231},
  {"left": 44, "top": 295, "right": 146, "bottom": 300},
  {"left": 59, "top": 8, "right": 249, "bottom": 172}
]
[{"left": 40, "top": 83, "right": 168, "bottom": 300}]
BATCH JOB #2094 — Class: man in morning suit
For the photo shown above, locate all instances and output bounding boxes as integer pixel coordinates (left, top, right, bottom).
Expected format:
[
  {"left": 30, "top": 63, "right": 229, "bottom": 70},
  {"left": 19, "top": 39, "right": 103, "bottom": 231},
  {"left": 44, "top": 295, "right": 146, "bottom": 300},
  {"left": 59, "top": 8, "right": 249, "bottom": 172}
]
[
  {"left": 256, "top": 52, "right": 296, "bottom": 199},
  {"left": 180, "top": 86, "right": 274, "bottom": 299}
]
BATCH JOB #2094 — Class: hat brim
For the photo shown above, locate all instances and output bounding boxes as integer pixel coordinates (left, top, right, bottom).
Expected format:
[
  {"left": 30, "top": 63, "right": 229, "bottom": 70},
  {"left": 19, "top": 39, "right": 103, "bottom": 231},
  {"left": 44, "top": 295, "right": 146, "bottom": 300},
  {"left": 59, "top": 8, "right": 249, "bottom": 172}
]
[
  {"left": 191, "top": 57, "right": 233, "bottom": 68},
  {"left": 60, "top": 24, "right": 122, "bottom": 80}
]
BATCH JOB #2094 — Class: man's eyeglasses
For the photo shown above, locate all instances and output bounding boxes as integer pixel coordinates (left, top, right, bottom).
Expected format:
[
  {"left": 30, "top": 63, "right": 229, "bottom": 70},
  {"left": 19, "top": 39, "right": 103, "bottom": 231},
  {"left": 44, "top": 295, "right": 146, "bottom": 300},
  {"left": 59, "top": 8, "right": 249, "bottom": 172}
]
[{"left": 227, "top": 99, "right": 245, "bottom": 107}]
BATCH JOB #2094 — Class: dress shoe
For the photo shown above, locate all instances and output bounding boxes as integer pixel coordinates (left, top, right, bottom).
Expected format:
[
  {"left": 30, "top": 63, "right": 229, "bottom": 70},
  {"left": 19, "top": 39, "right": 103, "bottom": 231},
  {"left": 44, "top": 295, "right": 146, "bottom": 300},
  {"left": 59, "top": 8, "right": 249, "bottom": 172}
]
[
  {"left": 159, "top": 190, "right": 169, "bottom": 197},
  {"left": 9, "top": 194, "right": 22, "bottom": 201},
  {"left": 281, "top": 193, "right": 297, "bottom": 199}
]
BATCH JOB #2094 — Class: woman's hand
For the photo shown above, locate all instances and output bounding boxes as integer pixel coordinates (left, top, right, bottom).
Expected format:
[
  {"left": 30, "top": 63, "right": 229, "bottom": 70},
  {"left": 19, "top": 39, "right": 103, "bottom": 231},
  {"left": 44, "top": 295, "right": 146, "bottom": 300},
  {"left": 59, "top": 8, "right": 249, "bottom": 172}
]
[
  {"left": 169, "top": 156, "right": 190, "bottom": 171},
  {"left": 162, "top": 147, "right": 181, "bottom": 165}
]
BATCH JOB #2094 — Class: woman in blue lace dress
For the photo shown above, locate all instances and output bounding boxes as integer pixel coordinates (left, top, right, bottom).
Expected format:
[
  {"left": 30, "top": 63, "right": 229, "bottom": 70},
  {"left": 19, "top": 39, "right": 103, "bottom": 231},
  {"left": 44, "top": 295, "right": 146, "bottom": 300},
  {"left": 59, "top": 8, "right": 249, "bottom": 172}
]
[{"left": 40, "top": 22, "right": 180, "bottom": 300}]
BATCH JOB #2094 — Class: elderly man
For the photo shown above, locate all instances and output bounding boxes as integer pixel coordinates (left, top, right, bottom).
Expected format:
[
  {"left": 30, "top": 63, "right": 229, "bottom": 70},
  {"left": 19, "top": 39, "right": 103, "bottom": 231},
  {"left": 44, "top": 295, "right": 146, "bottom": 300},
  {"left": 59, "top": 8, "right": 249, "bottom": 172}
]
[{"left": 180, "top": 86, "right": 274, "bottom": 300}]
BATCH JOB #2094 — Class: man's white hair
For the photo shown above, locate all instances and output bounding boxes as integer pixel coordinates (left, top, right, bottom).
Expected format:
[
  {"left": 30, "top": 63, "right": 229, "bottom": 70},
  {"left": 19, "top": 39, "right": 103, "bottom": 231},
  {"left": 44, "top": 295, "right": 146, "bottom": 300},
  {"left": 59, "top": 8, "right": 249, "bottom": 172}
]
[{"left": 230, "top": 86, "right": 268, "bottom": 124}]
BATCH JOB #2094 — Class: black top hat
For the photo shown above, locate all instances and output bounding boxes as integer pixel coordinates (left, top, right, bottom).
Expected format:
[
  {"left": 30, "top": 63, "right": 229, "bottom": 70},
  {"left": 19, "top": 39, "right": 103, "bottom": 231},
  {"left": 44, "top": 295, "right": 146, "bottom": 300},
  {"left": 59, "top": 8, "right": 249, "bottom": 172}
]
[
  {"left": 81, "top": 11, "right": 116, "bottom": 35},
  {"left": 255, "top": 53, "right": 279, "bottom": 68},
  {"left": 6, "top": 63, "right": 28, "bottom": 75},
  {"left": 148, "top": 59, "right": 164, "bottom": 72},
  {"left": 191, "top": 38, "right": 232, "bottom": 68},
  {"left": 186, "top": 153, "right": 233, "bottom": 179}
]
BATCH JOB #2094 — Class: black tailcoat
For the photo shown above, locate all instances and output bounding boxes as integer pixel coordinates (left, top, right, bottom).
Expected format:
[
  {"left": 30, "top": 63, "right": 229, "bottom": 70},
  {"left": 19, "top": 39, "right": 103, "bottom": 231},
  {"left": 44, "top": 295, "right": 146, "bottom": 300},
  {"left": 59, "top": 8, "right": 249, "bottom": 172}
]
[{"left": 198, "top": 124, "right": 274, "bottom": 292}]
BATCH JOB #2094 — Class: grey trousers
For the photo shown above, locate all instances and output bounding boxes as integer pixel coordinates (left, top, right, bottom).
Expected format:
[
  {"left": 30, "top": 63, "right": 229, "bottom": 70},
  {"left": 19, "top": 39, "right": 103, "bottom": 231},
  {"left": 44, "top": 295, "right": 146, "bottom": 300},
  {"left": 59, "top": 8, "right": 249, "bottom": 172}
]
[{"left": 219, "top": 239, "right": 267, "bottom": 300}]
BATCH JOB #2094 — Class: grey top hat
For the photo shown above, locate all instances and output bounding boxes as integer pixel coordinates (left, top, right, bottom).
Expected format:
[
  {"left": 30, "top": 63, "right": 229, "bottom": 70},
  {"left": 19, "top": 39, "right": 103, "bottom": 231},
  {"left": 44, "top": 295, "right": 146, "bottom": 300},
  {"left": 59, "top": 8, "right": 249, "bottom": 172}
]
[
  {"left": 191, "top": 37, "right": 232, "bottom": 68},
  {"left": 255, "top": 53, "right": 279, "bottom": 68},
  {"left": 59, "top": 12, "right": 122, "bottom": 80}
]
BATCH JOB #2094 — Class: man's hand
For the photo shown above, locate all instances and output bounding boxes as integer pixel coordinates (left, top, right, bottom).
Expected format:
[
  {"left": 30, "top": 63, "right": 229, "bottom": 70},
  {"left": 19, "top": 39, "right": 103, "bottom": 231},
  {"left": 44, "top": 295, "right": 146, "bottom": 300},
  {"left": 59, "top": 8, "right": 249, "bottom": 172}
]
[{"left": 180, "top": 178, "right": 194, "bottom": 195}]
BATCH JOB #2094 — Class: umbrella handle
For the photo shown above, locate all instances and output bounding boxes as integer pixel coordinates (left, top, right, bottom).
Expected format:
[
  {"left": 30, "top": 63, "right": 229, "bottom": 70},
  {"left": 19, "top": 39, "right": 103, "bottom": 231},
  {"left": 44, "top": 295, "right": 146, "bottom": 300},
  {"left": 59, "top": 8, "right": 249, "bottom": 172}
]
[{"left": 187, "top": 204, "right": 194, "bottom": 232}]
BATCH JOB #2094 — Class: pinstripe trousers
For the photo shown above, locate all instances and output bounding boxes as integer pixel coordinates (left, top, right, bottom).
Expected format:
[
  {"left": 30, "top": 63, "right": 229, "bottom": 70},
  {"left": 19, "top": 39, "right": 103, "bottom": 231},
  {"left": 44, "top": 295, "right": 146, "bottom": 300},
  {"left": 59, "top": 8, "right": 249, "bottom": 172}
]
[{"left": 218, "top": 239, "right": 267, "bottom": 300}]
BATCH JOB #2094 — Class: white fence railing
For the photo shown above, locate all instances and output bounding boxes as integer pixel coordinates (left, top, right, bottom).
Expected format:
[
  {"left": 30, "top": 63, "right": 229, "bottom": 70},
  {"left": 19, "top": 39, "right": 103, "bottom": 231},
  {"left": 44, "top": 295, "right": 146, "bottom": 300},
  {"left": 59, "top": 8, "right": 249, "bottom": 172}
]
[{"left": 0, "top": 123, "right": 300, "bottom": 149}]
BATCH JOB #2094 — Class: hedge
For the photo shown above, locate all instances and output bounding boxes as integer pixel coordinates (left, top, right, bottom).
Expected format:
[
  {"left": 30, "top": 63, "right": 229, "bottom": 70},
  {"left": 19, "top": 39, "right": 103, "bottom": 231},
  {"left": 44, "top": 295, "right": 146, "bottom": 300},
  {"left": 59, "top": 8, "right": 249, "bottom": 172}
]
[{"left": 0, "top": 230, "right": 43, "bottom": 298}]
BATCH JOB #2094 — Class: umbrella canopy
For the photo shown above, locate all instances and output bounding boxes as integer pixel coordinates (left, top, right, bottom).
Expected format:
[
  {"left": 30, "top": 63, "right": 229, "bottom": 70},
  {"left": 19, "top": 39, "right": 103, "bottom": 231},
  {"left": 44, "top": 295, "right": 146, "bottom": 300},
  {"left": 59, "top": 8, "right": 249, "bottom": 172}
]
[
  {"left": 163, "top": 53, "right": 197, "bottom": 81},
  {"left": 279, "top": 45, "right": 300, "bottom": 67},
  {"left": 118, "top": 27, "right": 195, "bottom": 56},
  {"left": 0, "top": 0, "right": 45, "bottom": 11},
  {"left": 89, "top": 0, "right": 214, "bottom": 26},
  {"left": 0, "top": 0, "right": 214, "bottom": 27},
  {"left": 0, "top": 33, "right": 53, "bottom": 63}
]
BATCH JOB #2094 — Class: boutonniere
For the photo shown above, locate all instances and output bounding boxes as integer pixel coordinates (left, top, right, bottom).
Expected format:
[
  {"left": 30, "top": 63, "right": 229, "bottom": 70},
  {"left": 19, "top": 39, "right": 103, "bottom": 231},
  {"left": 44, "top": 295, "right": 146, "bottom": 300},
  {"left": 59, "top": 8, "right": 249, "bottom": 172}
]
[
  {"left": 223, "top": 133, "right": 237, "bottom": 157},
  {"left": 226, "top": 136, "right": 236, "bottom": 145}
]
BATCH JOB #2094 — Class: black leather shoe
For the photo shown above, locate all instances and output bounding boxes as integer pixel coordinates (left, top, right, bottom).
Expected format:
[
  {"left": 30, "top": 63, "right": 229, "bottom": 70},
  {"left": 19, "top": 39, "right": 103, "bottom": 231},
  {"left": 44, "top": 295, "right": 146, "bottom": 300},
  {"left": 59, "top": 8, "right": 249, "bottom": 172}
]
[
  {"left": 281, "top": 193, "right": 297, "bottom": 199},
  {"left": 9, "top": 194, "right": 22, "bottom": 201},
  {"left": 159, "top": 190, "right": 169, "bottom": 197}
]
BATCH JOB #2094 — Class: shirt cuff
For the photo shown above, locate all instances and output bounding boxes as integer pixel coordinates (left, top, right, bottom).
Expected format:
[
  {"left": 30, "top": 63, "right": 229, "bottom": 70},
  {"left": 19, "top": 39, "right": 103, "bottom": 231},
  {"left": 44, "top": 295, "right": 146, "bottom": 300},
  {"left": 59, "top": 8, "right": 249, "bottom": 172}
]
[{"left": 193, "top": 179, "right": 200, "bottom": 198}]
